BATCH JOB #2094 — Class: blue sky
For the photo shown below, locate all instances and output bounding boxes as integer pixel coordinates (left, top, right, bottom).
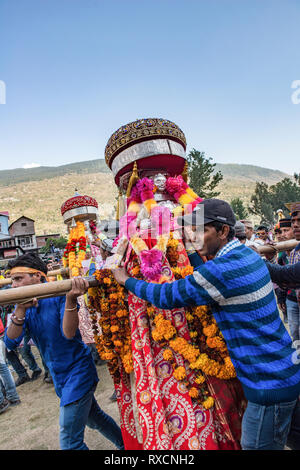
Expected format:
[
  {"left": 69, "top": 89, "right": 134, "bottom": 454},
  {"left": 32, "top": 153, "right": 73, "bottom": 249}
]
[{"left": 0, "top": 0, "right": 300, "bottom": 174}]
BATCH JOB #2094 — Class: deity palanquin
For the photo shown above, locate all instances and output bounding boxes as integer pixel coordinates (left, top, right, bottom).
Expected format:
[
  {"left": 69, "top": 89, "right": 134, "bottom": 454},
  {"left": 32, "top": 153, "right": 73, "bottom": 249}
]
[{"left": 88, "top": 118, "right": 246, "bottom": 450}]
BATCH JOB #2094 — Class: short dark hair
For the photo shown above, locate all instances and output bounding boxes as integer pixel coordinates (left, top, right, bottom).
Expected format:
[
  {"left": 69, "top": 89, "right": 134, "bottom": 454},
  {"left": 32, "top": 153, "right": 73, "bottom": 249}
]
[
  {"left": 8, "top": 253, "right": 48, "bottom": 276},
  {"left": 206, "top": 221, "right": 235, "bottom": 242},
  {"left": 256, "top": 225, "right": 268, "bottom": 232}
]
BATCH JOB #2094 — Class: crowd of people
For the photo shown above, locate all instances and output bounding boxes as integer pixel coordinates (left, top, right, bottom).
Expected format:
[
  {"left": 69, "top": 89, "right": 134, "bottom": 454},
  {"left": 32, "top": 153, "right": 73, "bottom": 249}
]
[{"left": 0, "top": 199, "right": 300, "bottom": 451}]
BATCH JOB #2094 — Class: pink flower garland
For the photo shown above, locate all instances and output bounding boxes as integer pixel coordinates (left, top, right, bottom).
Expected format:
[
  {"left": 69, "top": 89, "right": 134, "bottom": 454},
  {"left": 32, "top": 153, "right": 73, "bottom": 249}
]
[{"left": 139, "top": 249, "right": 163, "bottom": 282}]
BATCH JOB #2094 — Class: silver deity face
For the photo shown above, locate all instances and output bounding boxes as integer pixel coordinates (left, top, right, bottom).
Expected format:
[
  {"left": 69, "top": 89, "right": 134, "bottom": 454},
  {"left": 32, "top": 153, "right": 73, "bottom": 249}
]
[{"left": 153, "top": 173, "right": 167, "bottom": 192}]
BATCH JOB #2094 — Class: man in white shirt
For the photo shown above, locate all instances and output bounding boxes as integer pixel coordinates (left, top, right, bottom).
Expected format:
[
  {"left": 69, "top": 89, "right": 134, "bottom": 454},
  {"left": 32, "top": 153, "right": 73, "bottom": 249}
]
[{"left": 240, "top": 219, "right": 264, "bottom": 248}]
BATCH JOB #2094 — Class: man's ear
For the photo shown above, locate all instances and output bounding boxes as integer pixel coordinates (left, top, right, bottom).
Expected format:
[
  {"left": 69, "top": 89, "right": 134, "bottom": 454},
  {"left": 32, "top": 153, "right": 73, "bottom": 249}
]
[
  {"left": 33, "top": 272, "right": 42, "bottom": 283},
  {"left": 219, "top": 225, "right": 230, "bottom": 240}
]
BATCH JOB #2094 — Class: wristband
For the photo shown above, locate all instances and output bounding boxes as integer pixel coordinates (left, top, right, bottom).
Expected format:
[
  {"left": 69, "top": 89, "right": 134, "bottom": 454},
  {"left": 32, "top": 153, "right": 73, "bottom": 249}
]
[
  {"left": 65, "top": 306, "right": 78, "bottom": 311},
  {"left": 12, "top": 313, "right": 26, "bottom": 322},
  {"left": 11, "top": 318, "right": 24, "bottom": 327}
]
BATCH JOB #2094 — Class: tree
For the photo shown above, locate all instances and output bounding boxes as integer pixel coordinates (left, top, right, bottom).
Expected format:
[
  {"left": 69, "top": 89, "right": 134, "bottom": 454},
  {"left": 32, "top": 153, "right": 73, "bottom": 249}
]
[
  {"left": 269, "top": 178, "right": 300, "bottom": 216},
  {"left": 187, "top": 149, "right": 223, "bottom": 199},
  {"left": 230, "top": 197, "right": 248, "bottom": 220},
  {"left": 248, "top": 182, "right": 274, "bottom": 225},
  {"left": 248, "top": 178, "right": 300, "bottom": 225},
  {"left": 40, "top": 236, "right": 68, "bottom": 254},
  {"left": 294, "top": 173, "right": 300, "bottom": 186}
]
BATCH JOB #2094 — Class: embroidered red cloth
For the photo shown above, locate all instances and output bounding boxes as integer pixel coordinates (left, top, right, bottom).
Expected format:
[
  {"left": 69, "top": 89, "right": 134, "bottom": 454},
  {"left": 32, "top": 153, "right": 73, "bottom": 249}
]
[{"left": 113, "top": 237, "right": 246, "bottom": 450}]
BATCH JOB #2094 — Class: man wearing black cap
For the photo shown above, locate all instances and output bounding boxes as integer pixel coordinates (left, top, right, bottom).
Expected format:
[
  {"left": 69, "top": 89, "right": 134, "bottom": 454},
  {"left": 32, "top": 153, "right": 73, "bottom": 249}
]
[
  {"left": 267, "top": 205, "right": 300, "bottom": 343},
  {"left": 113, "top": 198, "right": 300, "bottom": 450}
]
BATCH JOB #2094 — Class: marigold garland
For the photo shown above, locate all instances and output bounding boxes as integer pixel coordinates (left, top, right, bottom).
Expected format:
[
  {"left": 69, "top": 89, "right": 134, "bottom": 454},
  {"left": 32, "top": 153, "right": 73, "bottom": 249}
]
[
  {"left": 63, "top": 221, "right": 87, "bottom": 276},
  {"left": 88, "top": 269, "right": 133, "bottom": 380},
  {"left": 86, "top": 199, "right": 236, "bottom": 411},
  {"left": 145, "top": 237, "right": 236, "bottom": 409}
]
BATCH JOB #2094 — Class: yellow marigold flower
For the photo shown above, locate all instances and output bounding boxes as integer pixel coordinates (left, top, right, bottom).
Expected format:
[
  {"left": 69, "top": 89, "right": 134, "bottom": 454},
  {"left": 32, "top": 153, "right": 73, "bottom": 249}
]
[
  {"left": 172, "top": 206, "right": 183, "bottom": 217},
  {"left": 144, "top": 198, "right": 157, "bottom": 213},
  {"left": 185, "top": 313, "right": 194, "bottom": 322},
  {"left": 167, "top": 238, "right": 179, "bottom": 249},
  {"left": 181, "top": 266, "right": 194, "bottom": 277},
  {"left": 173, "top": 366, "right": 186, "bottom": 381},
  {"left": 178, "top": 193, "right": 194, "bottom": 205},
  {"left": 152, "top": 329, "right": 163, "bottom": 342},
  {"left": 130, "top": 236, "right": 148, "bottom": 254},
  {"left": 164, "top": 327, "right": 176, "bottom": 340},
  {"left": 195, "top": 374, "right": 205, "bottom": 385},
  {"left": 189, "top": 331, "right": 198, "bottom": 338},
  {"left": 189, "top": 387, "right": 199, "bottom": 398},
  {"left": 163, "top": 349, "right": 173, "bottom": 361},
  {"left": 202, "top": 397, "right": 215, "bottom": 409},
  {"left": 103, "top": 277, "right": 111, "bottom": 285},
  {"left": 216, "top": 357, "right": 236, "bottom": 379},
  {"left": 147, "top": 306, "right": 155, "bottom": 316},
  {"left": 123, "top": 352, "right": 133, "bottom": 374},
  {"left": 156, "top": 235, "right": 169, "bottom": 252}
]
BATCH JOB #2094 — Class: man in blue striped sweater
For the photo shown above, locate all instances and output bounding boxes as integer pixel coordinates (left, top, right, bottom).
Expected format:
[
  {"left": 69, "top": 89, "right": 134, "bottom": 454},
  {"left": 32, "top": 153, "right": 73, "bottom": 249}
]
[{"left": 113, "top": 199, "right": 300, "bottom": 450}]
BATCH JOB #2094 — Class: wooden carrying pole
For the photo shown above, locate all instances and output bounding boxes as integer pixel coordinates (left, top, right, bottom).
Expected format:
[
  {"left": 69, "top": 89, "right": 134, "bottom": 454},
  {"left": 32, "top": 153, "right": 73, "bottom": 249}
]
[
  {"left": 256, "top": 239, "right": 298, "bottom": 254},
  {"left": 0, "top": 267, "right": 70, "bottom": 287},
  {"left": 0, "top": 276, "right": 99, "bottom": 306}
]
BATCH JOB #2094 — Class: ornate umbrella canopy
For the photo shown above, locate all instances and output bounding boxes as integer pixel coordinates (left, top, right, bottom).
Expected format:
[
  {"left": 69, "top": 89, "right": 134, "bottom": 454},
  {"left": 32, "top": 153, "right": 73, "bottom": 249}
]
[
  {"left": 60, "top": 190, "right": 99, "bottom": 226},
  {"left": 105, "top": 118, "right": 187, "bottom": 188}
]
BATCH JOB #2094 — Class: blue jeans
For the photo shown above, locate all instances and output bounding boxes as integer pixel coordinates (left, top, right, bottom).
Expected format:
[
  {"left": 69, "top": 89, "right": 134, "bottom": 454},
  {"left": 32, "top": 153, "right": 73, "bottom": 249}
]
[
  {"left": 19, "top": 328, "right": 42, "bottom": 373},
  {"left": 241, "top": 399, "right": 297, "bottom": 450},
  {"left": 286, "top": 397, "right": 300, "bottom": 450},
  {"left": 6, "top": 348, "right": 29, "bottom": 378},
  {"left": 0, "top": 338, "right": 20, "bottom": 404},
  {"left": 59, "top": 385, "right": 124, "bottom": 450},
  {"left": 286, "top": 299, "right": 300, "bottom": 343}
]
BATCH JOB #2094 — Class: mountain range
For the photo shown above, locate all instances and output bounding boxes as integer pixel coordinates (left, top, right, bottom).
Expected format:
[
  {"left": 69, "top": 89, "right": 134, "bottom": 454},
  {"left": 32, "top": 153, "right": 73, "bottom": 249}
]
[{"left": 0, "top": 159, "right": 291, "bottom": 236}]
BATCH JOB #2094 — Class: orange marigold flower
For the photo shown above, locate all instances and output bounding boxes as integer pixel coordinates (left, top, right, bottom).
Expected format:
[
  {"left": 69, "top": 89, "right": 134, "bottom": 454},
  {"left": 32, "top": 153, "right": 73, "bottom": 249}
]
[
  {"left": 189, "top": 387, "right": 199, "bottom": 398},
  {"left": 109, "top": 293, "right": 118, "bottom": 301},
  {"left": 203, "top": 323, "right": 218, "bottom": 338},
  {"left": 206, "top": 336, "right": 227, "bottom": 352},
  {"left": 173, "top": 366, "right": 186, "bottom": 381},
  {"left": 110, "top": 325, "right": 119, "bottom": 333},
  {"left": 116, "top": 309, "right": 128, "bottom": 318},
  {"left": 169, "top": 337, "right": 199, "bottom": 363},
  {"left": 131, "top": 266, "right": 140, "bottom": 276},
  {"left": 181, "top": 266, "right": 194, "bottom": 277},
  {"left": 163, "top": 349, "right": 173, "bottom": 361}
]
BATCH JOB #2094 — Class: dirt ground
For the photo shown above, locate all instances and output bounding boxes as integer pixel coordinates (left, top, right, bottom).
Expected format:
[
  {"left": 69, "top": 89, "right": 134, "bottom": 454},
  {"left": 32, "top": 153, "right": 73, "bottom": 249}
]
[
  {"left": 0, "top": 348, "right": 120, "bottom": 450},
  {"left": 0, "top": 315, "right": 292, "bottom": 451}
]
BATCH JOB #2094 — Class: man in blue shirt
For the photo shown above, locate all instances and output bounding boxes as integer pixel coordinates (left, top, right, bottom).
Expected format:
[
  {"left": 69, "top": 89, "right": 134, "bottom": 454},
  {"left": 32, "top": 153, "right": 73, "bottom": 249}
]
[
  {"left": 4, "top": 253, "right": 123, "bottom": 450},
  {"left": 113, "top": 199, "right": 300, "bottom": 450}
]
